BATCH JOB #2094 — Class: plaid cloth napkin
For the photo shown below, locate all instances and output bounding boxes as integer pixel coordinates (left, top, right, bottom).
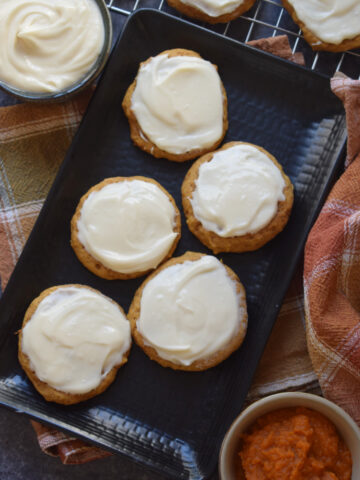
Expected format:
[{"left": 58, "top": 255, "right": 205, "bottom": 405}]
[
  {"left": 0, "top": 91, "right": 92, "bottom": 287},
  {"left": 0, "top": 36, "right": 354, "bottom": 465},
  {"left": 304, "top": 73, "right": 360, "bottom": 425}
]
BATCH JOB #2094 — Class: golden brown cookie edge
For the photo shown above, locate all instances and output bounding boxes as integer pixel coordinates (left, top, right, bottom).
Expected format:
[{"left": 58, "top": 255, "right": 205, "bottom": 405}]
[
  {"left": 18, "top": 284, "right": 131, "bottom": 405},
  {"left": 70, "top": 176, "right": 181, "bottom": 280},
  {"left": 181, "top": 141, "right": 294, "bottom": 254},
  {"left": 122, "top": 48, "right": 228, "bottom": 162},
  {"left": 128, "top": 251, "right": 248, "bottom": 371}
]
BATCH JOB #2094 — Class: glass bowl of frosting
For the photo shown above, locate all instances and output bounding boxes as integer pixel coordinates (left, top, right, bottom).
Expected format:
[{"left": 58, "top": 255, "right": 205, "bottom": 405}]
[{"left": 0, "top": 0, "right": 112, "bottom": 101}]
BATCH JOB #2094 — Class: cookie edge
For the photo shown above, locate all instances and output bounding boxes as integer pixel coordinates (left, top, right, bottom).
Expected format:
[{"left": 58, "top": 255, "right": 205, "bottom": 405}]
[
  {"left": 181, "top": 141, "right": 294, "bottom": 254},
  {"left": 18, "top": 284, "right": 131, "bottom": 405},
  {"left": 128, "top": 251, "right": 248, "bottom": 371},
  {"left": 122, "top": 48, "right": 228, "bottom": 162},
  {"left": 70, "top": 176, "right": 181, "bottom": 280}
]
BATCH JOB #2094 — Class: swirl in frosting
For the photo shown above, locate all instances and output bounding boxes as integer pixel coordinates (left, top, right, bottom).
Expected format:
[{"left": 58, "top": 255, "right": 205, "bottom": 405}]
[
  {"left": 131, "top": 53, "right": 224, "bottom": 155},
  {"left": 22, "top": 286, "right": 131, "bottom": 394},
  {"left": 77, "top": 179, "right": 179, "bottom": 274},
  {"left": 286, "top": 0, "right": 360, "bottom": 45},
  {"left": 0, "top": 0, "right": 105, "bottom": 92},
  {"left": 136, "top": 256, "right": 246, "bottom": 366},
  {"left": 190, "top": 144, "right": 286, "bottom": 237}
]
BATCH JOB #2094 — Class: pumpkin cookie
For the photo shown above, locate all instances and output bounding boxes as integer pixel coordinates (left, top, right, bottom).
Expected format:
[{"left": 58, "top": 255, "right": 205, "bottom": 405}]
[
  {"left": 18, "top": 284, "right": 131, "bottom": 405},
  {"left": 167, "top": 0, "right": 257, "bottom": 24},
  {"left": 282, "top": 0, "right": 360, "bottom": 52},
  {"left": 128, "top": 251, "right": 247, "bottom": 371},
  {"left": 122, "top": 48, "right": 228, "bottom": 162},
  {"left": 181, "top": 142, "right": 294, "bottom": 253},
  {"left": 71, "top": 176, "right": 181, "bottom": 280}
]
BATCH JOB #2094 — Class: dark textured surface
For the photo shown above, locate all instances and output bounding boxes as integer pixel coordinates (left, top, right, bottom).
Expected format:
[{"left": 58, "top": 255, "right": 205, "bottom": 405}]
[
  {"left": 0, "top": 410, "right": 172, "bottom": 480},
  {"left": 0, "top": 8, "right": 346, "bottom": 480}
]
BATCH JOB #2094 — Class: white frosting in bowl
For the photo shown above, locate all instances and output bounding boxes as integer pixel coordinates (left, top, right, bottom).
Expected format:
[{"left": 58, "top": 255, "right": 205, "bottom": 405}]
[
  {"left": 131, "top": 53, "right": 224, "bottom": 155},
  {"left": 190, "top": 144, "right": 286, "bottom": 237},
  {"left": 136, "top": 255, "right": 246, "bottom": 366},
  {"left": 287, "top": 0, "right": 360, "bottom": 45},
  {"left": 0, "top": 0, "right": 105, "bottom": 93},
  {"left": 22, "top": 286, "right": 131, "bottom": 394},
  {"left": 77, "top": 179, "right": 179, "bottom": 274}
]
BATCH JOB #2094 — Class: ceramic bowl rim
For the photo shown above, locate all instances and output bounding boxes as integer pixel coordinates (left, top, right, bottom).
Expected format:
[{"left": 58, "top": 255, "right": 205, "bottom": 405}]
[{"left": 219, "top": 392, "right": 360, "bottom": 480}]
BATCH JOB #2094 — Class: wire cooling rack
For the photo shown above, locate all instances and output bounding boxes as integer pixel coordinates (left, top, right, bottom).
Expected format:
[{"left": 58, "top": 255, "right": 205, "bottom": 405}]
[{"left": 106, "top": 0, "right": 360, "bottom": 78}]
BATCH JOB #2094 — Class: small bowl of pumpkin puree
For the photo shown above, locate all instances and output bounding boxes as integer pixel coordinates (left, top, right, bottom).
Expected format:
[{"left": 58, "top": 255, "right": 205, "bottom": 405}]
[{"left": 219, "top": 392, "right": 360, "bottom": 480}]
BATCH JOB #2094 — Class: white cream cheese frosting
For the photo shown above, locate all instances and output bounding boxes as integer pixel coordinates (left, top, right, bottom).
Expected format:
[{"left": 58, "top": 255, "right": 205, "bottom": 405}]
[
  {"left": 190, "top": 144, "right": 286, "bottom": 237},
  {"left": 131, "top": 53, "right": 224, "bottom": 155},
  {"left": 136, "top": 255, "right": 246, "bottom": 366},
  {"left": 286, "top": 0, "right": 360, "bottom": 45},
  {"left": 179, "top": 0, "right": 245, "bottom": 17},
  {"left": 77, "top": 179, "right": 178, "bottom": 274},
  {"left": 22, "top": 286, "right": 131, "bottom": 394},
  {"left": 0, "top": 0, "right": 105, "bottom": 93}
]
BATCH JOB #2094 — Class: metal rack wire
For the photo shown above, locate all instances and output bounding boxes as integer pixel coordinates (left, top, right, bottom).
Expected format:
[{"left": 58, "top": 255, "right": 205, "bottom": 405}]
[{"left": 106, "top": 0, "right": 360, "bottom": 78}]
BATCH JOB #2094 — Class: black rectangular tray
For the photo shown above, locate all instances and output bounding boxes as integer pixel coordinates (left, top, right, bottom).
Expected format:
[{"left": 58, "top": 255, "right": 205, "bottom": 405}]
[{"left": 0, "top": 8, "right": 346, "bottom": 480}]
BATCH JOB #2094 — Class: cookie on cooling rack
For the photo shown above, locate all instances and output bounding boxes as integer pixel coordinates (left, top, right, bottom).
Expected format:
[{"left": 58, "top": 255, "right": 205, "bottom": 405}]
[
  {"left": 181, "top": 141, "right": 294, "bottom": 253},
  {"left": 122, "top": 48, "right": 228, "bottom": 162},
  {"left": 166, "top": 0, "right": 257, "bottom": 24},
  {"left": 128, "top": 251, "right": 248, "bottom": 371},
  {"left": 71, "top": 176, "right": 181, "bottom": 280},
  {"left": 282, "top": 0, "right": 360, "bottom": 52},
  {"left": 18, "top": 284, "right": 131, "bottom": 405}
]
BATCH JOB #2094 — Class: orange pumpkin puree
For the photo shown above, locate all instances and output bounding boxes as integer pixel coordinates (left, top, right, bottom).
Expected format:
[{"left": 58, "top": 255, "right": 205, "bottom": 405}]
[{"left": 238, "top": 407, "right": 352, "bottom": 480}]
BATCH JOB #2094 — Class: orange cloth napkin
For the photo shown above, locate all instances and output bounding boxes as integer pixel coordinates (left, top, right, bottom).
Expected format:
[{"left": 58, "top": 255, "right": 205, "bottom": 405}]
[
  {"left": 304, "top": 72, "right": 360, "bottom": 425},
  {"left": 31, "top": 421, "right": 112, "bottom": 464}
]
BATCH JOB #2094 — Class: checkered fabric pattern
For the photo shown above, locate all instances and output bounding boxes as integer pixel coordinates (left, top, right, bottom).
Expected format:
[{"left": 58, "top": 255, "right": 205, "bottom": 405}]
[
  {"left": 304, "top": 73, "right": 360, "bottom": 426},
  {"left": 0, "top": 91, "right": 92, "bottom": 291}
]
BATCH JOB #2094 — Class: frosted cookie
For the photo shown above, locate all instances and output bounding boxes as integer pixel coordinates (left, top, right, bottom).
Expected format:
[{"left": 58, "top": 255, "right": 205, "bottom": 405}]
[
  {"left": 128, "top": 252, "right": 247, "bottom": 371},
  {"left": 71, "top": 177, "right": 181, "bottom": 280},
  {"left": 167, "top": 0, "right": 257, "bottom": 24},
  {"left": 282, "top": 0, "right": 360, "bottom": 52},
  {"left": 122, "top": 49, "right": 228, "bottom": 162},
  {"left": 181, "top": 142, "right": 293, "bottom": 253},
  {"left": 18, "top": 285, "right": 131, "bottom": 405}
]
